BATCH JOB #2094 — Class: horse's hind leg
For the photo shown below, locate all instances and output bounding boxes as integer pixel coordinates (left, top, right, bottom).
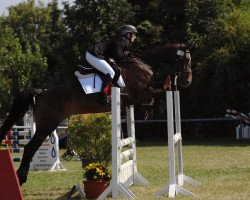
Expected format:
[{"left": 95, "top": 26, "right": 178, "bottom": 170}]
[{"left": 17, "top": 124, "right": 58, "bottom": 185}]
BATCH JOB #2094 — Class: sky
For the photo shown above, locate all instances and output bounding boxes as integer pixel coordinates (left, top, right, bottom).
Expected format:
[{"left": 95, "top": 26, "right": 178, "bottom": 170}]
[
  {"left": 1, "top": 0, "right": 20, "bottom": 15},
  {"left": 0, "top": 0, "right": 73, "bottom": 15}
]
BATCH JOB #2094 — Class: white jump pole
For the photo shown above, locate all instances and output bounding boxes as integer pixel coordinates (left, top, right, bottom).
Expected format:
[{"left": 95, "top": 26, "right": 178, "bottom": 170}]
[
  {"left": 156, "top": 90, "right": 200, "bottom": 198},
  {"left": 174, "top": 91, "right": 200, "bottom": 187}
]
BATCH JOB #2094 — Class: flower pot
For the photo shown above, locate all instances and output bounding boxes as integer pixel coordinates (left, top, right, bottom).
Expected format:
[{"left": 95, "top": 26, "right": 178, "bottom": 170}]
[{"left": 83, "top": 180, "right": 109, "bottom": 199}]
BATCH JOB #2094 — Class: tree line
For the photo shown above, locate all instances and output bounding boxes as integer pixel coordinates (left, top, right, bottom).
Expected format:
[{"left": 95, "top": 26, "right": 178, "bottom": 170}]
[{"left": 0, "top": 0, "right": 249, "bottom": 119}]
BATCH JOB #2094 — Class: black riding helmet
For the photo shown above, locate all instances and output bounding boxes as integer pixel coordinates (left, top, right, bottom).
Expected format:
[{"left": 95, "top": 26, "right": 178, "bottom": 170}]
[{"left": 121, "top": 25, "right": 138, "bottom": 36}]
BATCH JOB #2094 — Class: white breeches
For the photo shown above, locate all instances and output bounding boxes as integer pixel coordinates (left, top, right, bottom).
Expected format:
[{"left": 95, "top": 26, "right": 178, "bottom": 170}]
[{"left": 86, "top": 51, "right": 125, "bottom": 88}]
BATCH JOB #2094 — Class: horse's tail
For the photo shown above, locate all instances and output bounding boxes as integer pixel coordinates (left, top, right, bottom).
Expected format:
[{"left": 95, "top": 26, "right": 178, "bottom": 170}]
[{"left": 0, "top": 88, "right": 43, "bottom": 142}]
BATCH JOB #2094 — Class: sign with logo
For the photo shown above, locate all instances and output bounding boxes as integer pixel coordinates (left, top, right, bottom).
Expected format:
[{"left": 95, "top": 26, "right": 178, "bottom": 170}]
[{"left": 30, "top": 131, "right": 65, "bottom": 171}]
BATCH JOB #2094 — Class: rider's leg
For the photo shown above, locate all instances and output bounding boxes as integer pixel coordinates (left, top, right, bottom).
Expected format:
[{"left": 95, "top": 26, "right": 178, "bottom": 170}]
[
  {"left": 86, "top": 52, "right": 114, "bottom": 105},
  {"left": 86, "top": 51, "right": 115, "bottom": 78},
  {"left": 86, "top": 51, "right": 125, "bottom": 88},
  {"left": 109, "top": 63, "right": 125, "bottom": 88}
]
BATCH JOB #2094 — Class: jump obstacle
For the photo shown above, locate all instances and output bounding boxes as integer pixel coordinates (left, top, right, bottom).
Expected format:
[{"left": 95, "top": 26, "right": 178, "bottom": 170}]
[
  {"left": 226, "top": 109, "right": 250, "bottom": 139},
  {"left": 4, "top": 127, "right": 32, "bottom": 162},
  {"left": 236, "top": 124, "right": 250, "bottom": 139},
  {"left": 0, "top": 149, "right": 24, "bottom": 200},
  {"left": 3, "top": 110, "right": 36, "bottom": 163},
  {"left": 2, "top": 109, "right": 65, "bottom": 171},
  {"left": 66, "top": 87, "right": 149, "bottom": 200},
  {"left": 156, "top": 90, "right": 200, "bottom": 198},
  {"left": 69, "top": 87, "right": 199, "bottom": 199},
  {"left": 67, "top": 87, "right": 149, "bottom": 199}
]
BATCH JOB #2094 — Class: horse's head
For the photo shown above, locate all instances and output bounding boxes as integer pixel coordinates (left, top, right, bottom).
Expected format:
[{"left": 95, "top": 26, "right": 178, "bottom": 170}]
[
  {"left": 172, "top": 43, "right": 192, "bottom": 87},
  {"left": 119, "top": 42, "right": 193, "bottom": 105},
  {"left": 141, "top": 42, "right": 192, "bottom": 88}
]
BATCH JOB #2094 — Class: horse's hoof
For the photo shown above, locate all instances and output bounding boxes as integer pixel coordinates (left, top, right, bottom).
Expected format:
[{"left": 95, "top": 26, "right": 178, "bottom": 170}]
[
  {"left": 16, "top": 170, "right": 27, "bottom": 186},
  {"left": 19, "top": 177, "right": 26, "bottom": 186}
]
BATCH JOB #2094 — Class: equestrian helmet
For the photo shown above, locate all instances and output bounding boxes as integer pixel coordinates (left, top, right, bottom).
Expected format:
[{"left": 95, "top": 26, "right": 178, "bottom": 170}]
[{"left": 121, "top": 25, "right": 138, "bottom": 35}]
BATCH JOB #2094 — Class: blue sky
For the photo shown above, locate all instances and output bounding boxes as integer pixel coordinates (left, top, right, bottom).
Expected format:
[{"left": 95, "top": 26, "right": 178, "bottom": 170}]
[{"left": 0, "top": 0, "right": 73, "bottom": 15}]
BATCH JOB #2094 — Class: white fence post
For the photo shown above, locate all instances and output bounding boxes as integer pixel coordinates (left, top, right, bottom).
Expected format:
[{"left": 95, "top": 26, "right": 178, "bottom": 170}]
[{"left": 156, "top": 91, "right": 200, "bottom": 198}]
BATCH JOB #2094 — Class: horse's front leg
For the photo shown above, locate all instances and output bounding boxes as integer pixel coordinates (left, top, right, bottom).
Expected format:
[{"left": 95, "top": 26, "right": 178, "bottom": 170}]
[{"left": 17, "top": 128, "right": 50, "bottom": 185}]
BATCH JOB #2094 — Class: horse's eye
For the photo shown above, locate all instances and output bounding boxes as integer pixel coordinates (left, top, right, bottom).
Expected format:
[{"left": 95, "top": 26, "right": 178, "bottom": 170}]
[{"left": 176, "top": 50, "right": 184, "bottom": 57}]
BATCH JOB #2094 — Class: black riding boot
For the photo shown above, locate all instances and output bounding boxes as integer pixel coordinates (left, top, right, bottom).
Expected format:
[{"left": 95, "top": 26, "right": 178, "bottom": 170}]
[{"left": 98, "top": 74, "right": 112, "bottom": 105}]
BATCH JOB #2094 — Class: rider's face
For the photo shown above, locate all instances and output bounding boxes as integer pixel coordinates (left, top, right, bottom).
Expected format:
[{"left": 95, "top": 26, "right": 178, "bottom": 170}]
[{"left": 130, "top": 33, "right": 137, "bottom": 43}]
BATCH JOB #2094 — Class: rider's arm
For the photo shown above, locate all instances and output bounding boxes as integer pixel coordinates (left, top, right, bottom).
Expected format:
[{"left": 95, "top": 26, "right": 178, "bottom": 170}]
[{"left": 114, "top": 37, "right": 130, "bottom": 62}]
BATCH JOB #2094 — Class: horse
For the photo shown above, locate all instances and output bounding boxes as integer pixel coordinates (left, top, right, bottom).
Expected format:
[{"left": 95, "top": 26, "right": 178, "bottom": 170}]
[{"left": 0, "top": 42, "right": 192, "bottom": 185}]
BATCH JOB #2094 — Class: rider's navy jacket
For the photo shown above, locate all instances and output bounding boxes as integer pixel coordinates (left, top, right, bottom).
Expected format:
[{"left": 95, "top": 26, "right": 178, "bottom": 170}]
[{"left": 87, "top": 36, "right": 129, "bottom": 63}]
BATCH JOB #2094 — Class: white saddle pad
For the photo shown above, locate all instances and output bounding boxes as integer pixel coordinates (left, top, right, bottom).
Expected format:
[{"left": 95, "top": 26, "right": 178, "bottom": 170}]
[{"left": 75, "top": 71, "right": 102, "bottom": 94}]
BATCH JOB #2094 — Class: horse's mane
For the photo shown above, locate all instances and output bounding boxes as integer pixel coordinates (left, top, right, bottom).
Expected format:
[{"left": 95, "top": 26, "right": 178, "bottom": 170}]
[
  {"left": 128, "top": 56, "right": 151, "bottom": 69},
  {"left": 139, "top": 41, "right": 181, "bottom": 52},
  {"left": 120, "top": 54, "right": 153, "bottom": 91},
  {"left": 119, "top": 54, "right": 153, "bottom": 101},
  {"left": 141, "top": 42, "right": 166, "bottom": 50},
  {"left": 123, "top": 55, "right": 152, "bottom": 71}
]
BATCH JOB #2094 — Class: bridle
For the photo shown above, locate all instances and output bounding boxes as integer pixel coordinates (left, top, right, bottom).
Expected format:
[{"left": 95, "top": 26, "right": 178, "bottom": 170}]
[{"left": 174, "top": 49, "right": 192, "bottom": 75}]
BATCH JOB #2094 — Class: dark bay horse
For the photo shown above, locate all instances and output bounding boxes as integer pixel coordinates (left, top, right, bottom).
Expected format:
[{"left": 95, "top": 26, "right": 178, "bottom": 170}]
[
  {"left": 141, "top": 42, "right": 192, "bottom": 88},
  {"left": 0, "top": 42, "right": 192, "bottom": 185}
]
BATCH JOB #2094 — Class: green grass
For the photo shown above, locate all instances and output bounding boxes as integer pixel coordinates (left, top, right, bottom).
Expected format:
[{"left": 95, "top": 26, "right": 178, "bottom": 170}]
[{"left": 3, "top": 139, "right": 250, "bottom": 199}]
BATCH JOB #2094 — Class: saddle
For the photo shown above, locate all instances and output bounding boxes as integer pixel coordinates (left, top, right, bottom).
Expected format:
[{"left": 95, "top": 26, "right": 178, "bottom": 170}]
[
  {"left": 77, "top": 64, "right": 100, "bottom": 76},
  {"left": 75, "top": 62, "right": 120, "bottom": 87},
  {"left": 74, "top": 64, "right": 112, "bottom": 95}
]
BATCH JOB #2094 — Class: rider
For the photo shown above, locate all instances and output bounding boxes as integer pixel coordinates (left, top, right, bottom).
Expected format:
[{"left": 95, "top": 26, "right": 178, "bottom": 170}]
[{"left": 86, "top": 24, "right": 138, "bottom": 104}]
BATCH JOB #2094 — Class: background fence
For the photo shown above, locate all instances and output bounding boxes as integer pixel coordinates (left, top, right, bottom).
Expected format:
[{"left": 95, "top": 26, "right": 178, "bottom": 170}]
[{"left": 122, "top": 118, "right": 239, "bottom": 140}]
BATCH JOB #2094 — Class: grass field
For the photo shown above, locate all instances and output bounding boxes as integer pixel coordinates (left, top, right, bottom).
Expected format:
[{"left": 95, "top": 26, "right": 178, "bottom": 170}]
[{"left": 3, "top": 138, "right": 250, "bottom": 200}]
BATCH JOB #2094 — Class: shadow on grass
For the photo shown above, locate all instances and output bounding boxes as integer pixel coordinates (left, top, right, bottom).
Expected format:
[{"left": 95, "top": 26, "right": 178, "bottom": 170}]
[{"left": 56, "top": 192, "right": 82, "bottom": 200}]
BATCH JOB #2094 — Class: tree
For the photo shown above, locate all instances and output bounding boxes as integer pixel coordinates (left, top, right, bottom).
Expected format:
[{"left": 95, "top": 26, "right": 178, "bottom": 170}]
[
  {"left": 129, "top": 0, "right": 187, "bottom": 43},
  {"left": 0, "top": 18, "right": 47, "bottom": 117},
  {"left": 183, "top": 1, "right": 250, "bottom": 117},
  {"left": 3, "top": 0, "right": 68, "bottom": 86}
]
